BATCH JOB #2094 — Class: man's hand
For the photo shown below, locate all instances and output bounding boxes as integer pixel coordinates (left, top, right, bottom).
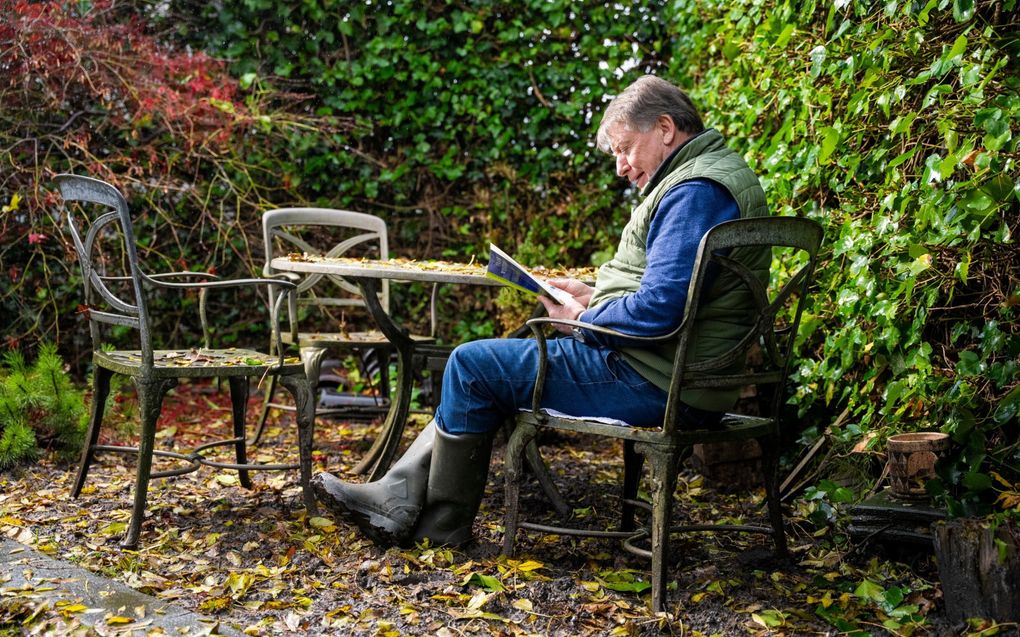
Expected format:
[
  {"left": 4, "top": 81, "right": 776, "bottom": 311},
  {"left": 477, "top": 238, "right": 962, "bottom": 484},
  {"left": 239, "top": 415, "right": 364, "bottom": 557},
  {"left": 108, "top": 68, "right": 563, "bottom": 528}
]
[
  {"left": 547, "top": 278, "right": 594, "bottom": 307},
  {"left": 538, "top": 278, "right": 593, "bottom": 335}
]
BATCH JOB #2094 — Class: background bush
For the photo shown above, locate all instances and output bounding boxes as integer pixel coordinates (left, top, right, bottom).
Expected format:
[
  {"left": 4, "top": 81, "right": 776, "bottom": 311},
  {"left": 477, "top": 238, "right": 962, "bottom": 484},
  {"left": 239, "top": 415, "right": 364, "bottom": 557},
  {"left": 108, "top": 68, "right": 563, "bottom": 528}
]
[{"left": 1, "top": 0, "right": 1016, "bottom": 502}]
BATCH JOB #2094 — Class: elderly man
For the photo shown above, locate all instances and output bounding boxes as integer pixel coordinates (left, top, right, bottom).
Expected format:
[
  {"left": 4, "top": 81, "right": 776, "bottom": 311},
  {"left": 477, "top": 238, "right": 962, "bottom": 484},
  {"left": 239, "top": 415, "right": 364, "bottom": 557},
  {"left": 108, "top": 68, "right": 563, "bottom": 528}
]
[{"left": 311, "top": 74, "right": 769, "bottom": 547}]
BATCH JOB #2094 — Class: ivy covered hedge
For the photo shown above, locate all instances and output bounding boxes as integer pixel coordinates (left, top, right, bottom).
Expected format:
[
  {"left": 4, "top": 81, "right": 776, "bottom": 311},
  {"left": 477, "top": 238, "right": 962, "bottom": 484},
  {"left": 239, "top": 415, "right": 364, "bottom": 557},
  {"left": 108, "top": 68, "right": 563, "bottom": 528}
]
[
  {"left": 1, "top": 1, "right": 1017, "bottom": 502},
  {"left": 669, "top": 0, "right": 1018, "bottom": 510}
]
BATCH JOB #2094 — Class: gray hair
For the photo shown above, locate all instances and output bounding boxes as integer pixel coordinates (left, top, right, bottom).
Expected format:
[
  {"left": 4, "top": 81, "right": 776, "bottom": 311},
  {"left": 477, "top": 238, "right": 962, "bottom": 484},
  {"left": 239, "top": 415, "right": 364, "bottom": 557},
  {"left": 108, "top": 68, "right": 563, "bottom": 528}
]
[{"left": 596, "top": 75, "right": 704, "bottom": 153}]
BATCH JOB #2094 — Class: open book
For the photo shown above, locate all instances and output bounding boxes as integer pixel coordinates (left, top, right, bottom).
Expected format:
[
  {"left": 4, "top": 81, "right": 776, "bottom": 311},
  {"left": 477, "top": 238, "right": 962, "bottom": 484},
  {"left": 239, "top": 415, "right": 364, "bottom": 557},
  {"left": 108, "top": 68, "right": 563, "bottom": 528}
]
[{"left": 486, "top": 244, "right": 573, "bottom": 304}]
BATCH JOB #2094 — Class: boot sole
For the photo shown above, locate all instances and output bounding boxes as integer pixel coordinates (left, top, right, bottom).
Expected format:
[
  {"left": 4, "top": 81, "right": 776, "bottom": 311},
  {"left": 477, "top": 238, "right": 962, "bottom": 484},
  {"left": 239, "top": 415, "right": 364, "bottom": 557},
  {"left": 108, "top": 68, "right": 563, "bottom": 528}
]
[{"left": 311, "top": 478, "right": 414, "bottom": 547}]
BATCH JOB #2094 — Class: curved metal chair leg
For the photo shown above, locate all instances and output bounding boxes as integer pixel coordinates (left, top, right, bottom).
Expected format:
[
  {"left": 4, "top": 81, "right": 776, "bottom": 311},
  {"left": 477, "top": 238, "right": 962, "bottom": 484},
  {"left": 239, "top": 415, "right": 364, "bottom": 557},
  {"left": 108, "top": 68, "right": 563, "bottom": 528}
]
[
  {"left": 760, "top": 435, "right": 789, "bottom": 559},
  {"left": 524, "top": 440, "right": 570, "bottom": 518},
  {"left": 73, "top": 366, "right": 113, "bottom": 498},
  {"left": 278, "top": 370, "right": 317, "bottom": 516},
  {"left": 228, "top": 377, "right": 252, "bottom": 489},
  {"left": 122, "top": 377, "right": 175, "bottom": 549},
  {"left": 503, "top": 421, "right": 539, "bottom": 556},
  {"left": 252, "top": 374, "right": 278, "bottom": 446}
]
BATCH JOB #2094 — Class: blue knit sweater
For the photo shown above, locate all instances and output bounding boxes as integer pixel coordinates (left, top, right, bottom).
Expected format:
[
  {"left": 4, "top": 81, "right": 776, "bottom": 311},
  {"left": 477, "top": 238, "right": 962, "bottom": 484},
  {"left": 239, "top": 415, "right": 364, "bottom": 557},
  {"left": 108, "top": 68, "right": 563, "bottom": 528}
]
[{"left": 578, "top": 178, "right": 739, "bottom": 347}]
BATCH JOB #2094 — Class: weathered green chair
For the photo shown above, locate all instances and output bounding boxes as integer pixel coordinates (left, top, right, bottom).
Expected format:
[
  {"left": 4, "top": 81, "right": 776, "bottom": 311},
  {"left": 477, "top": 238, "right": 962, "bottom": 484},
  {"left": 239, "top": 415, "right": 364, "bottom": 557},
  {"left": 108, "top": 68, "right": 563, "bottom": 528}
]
[
  {"left": 255, "top": 208, "right": 437, "bottom": 452},
  {"left": 502, "top": 216, "right": 823, "bottom": 612},
  {"left": 57, "top": 174, "right": 316, "bottom": 549}
]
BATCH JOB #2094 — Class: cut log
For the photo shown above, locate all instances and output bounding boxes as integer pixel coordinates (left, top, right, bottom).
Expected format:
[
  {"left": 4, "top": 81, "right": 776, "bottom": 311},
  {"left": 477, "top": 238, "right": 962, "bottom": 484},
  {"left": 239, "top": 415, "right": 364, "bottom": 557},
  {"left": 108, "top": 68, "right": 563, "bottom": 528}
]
[{"left": 933, "top": 519, "right": 1020, "bottom": 623}]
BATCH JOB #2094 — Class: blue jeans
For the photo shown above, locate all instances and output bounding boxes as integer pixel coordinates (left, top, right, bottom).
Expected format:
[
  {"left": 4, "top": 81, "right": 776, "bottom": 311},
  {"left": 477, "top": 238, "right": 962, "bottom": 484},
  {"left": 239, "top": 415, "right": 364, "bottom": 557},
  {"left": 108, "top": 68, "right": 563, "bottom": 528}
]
[{"left": 435, "top": 336, "right": 669, "bottom": 435}]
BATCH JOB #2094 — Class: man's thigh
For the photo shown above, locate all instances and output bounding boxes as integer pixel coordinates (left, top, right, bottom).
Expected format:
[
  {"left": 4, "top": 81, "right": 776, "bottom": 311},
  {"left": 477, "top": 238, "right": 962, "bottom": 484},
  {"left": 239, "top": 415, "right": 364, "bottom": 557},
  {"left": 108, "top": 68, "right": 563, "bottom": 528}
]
[{"left": 437, "top": 337, "right": 666, "bottom": 433}]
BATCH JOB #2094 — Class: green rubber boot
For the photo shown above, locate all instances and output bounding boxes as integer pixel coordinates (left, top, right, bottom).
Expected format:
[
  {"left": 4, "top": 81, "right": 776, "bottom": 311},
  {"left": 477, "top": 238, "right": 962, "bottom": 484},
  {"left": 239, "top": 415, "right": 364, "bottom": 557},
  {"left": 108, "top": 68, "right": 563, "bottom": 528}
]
[
  {"left": 311, "top": 420, "right": 435, "bottom": 546},
  {"left": 411, "top": 427, "right": 494, "bottom": 547}
]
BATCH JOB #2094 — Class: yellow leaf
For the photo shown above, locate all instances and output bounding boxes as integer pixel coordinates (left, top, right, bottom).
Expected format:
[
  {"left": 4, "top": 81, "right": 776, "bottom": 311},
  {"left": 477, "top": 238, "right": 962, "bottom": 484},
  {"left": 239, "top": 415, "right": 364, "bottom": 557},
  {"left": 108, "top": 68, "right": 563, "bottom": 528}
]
[
  {"left": 60, "top": 604, "right": 88, "bottom": 614},
  {"left": 155, "top": 426, "right": 177, "bottom": 439},
  {"left": 691, "top": 592, "right": 707, "bottom": 602},
  {"left": 2, "top": 193, "right": 21, "bottom": 213},
  {"left": 515, "top": 560, "right": 545, "bottom": 572},
  {"left": 990, "top": 471, "right": 1015, "bottom": 488},
  {"left": 512, "top": 598, "right": 533, "bottom": 612},
  {"left": 466, "top": 590, "right": 489, "bottom": 610},
  {"left": 580, "top": 581, "right": 601, "bottom": 592},
  {"left": 309, "top": 517, "right": 336, "bottom": 531},
  {"left": 106, "top": 616, "right": 134, "bottom": 625}
]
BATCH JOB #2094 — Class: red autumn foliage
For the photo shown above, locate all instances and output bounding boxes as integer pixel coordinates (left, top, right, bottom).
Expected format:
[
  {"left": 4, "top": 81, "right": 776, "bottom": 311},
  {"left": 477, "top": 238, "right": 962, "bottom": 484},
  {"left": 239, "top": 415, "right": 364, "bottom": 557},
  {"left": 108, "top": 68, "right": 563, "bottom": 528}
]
[{"left": 1, "top": 0, "right": 245, "bottom": 184}]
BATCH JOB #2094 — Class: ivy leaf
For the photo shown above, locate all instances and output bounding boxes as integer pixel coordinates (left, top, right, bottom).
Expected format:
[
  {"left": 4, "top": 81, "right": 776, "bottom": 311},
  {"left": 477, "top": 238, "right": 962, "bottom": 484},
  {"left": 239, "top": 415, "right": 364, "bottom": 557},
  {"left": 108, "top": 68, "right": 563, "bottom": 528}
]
[
  {"left": 854, "top": 579, "right": 885, "bottom": 603},
  {"left": 953, "top": 0, "right": 975, "bottom": 21},
  {"left": 597, "top": 569, "right": 652, "bottom": 593},
  {"left": 818, "top": 127, "right": 840, "bottom": 164},
  {"left": 461, "top": 572, "right": 505, "bottom": 592}
]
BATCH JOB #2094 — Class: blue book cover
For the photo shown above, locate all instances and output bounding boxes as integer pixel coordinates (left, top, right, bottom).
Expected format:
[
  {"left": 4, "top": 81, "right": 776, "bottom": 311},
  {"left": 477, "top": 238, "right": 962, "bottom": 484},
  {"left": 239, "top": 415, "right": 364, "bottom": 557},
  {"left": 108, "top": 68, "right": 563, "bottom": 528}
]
[{"left": 485, "top": 244, "right": 572, "bottom": 304}]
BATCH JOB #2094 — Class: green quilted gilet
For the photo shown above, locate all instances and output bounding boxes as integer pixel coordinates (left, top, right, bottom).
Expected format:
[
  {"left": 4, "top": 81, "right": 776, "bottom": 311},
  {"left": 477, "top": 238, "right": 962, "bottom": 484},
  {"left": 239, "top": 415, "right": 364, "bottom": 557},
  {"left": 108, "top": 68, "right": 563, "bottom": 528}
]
[{"left": 589, "top": 128, "right": 769, "bottom": 412}]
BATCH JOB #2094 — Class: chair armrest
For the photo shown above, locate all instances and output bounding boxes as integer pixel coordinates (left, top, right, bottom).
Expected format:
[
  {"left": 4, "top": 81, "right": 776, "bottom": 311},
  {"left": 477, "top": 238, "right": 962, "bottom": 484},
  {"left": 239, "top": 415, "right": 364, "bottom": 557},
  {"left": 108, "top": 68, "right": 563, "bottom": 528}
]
[
  {"left": 99, "top": 271, "right": 221, "bottom": 283},
  {"left": 265, "top": 271, "right": 301, "bottom": 283},
  {"left": 148, "top": 271, "right": 222, "bottom": 282},
  {"left": 525, "top": 316, "right": 682, "bottom": 345},
  {"left": 145, "top": 275, "right": 297, "bottom": 292}
]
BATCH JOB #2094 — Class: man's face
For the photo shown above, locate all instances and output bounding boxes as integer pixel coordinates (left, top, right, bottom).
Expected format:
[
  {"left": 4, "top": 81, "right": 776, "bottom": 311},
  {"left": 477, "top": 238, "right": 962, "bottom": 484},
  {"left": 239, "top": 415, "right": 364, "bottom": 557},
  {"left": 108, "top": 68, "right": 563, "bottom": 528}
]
[{"left": 606, "top": 118, "right": 676, "bottom": 190}]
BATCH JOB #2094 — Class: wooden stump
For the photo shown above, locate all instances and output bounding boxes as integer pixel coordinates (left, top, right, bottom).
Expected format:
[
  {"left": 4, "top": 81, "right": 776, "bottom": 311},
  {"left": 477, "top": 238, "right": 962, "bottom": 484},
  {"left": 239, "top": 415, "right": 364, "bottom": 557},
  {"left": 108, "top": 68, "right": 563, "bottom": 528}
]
[{"left": 933, "top": 519, "right": 1020, "bottom": 623}]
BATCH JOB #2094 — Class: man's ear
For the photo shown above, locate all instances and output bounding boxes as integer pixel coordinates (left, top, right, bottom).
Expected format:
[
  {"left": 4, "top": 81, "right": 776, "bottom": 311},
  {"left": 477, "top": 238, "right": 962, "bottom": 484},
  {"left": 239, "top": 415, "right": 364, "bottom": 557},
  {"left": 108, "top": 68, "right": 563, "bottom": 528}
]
[{"left": 658, "top": 114, "right": 678, "bottom": 146}]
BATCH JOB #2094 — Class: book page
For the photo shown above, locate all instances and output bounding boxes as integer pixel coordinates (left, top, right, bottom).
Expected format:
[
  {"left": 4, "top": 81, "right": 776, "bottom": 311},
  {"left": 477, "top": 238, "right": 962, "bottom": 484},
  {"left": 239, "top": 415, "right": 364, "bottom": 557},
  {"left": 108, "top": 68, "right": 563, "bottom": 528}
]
[{"left": 485, "top": 244, "right": 573, "bottom": 304}]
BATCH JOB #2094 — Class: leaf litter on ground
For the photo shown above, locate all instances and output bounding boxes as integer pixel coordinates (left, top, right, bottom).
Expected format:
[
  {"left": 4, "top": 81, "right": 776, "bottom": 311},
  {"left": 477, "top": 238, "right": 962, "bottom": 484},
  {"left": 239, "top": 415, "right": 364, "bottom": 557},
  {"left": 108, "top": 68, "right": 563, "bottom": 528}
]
[{"left": 0, "top": 379, "right": 970, "bottom": 635}]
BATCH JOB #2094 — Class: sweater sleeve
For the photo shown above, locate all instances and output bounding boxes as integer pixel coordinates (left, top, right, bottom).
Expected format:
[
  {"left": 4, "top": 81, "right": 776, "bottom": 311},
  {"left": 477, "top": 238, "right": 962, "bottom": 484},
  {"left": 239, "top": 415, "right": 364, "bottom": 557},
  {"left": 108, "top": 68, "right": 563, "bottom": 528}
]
[{"left": 577, "top": 179, "right": 739, "bottom": 347}]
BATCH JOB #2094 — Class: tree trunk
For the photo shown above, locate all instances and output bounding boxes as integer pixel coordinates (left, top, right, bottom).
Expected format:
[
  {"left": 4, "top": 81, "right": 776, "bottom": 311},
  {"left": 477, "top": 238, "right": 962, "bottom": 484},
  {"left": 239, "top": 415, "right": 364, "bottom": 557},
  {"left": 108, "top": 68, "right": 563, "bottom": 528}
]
[{"left": 933, "top": 519, "right": 1020, "bottom": 623}]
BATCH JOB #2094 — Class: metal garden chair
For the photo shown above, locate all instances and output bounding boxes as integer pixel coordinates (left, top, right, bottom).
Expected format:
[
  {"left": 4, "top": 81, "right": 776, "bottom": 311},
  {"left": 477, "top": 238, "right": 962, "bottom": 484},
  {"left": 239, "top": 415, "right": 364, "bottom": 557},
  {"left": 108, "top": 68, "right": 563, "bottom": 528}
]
[
  {"left": 56, "top": 175, "right": 316, "bottom": 549},
  {"left": 502, "top": 216, "right": 823, "bottom": 612},
  {"left": 255, "top": 208, "right": 437, "bottom": 452}
]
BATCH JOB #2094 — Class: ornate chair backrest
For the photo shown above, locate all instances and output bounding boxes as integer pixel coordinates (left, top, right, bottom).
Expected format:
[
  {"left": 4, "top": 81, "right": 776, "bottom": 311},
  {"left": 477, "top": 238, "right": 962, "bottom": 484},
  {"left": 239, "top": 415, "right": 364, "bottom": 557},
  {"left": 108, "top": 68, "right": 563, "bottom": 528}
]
[
  {"left": 56, "top": 174, "right": 156, "bottom": 369},
  {"left": 664, "top": 216, "right": 823, "bottom": 434},
  {"left": 262, "top": 208, "right": 390, "bottom": 330}
]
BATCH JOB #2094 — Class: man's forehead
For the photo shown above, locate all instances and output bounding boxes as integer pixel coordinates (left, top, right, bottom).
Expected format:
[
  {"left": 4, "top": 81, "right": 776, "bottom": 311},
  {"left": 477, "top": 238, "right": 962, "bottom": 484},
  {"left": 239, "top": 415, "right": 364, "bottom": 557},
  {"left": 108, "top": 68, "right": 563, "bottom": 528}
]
[{"left": 606, "top": 120, "right": 637, "bottom": 146}]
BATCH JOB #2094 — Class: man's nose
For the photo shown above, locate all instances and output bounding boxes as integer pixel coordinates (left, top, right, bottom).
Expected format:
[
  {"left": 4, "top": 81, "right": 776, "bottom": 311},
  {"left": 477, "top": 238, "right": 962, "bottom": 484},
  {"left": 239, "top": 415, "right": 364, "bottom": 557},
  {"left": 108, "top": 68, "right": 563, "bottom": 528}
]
[{"left": 616, "top": 154, "right": 629, "bottom": 177}]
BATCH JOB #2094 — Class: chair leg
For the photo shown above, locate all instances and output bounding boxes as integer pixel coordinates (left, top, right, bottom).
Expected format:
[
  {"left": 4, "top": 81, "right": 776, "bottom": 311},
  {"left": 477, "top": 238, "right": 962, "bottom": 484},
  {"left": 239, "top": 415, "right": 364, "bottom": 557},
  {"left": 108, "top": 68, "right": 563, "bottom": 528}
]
[
  {"left": 252, "top": 374, "right": 278, "bottom": 446},
  {"left": 72, "top": 366, "right": 113, "bottom": 498},
  {"left": 622, "top": 440, "right": 644, "bottom": 532},
  {"left": 503, "top": 421, "right": 538, "bottom": 557},
  {"left": 228, "top": 377, "right": 252, "bottom": 489},
  {"left": 643, "top": 447, "right": 679, "bottom": 613},
  {"left": 524, "top": 440, "right": 571, "bottom": 518},
  {"left": 278, "top": 370, "right": 317, "bottom": 516},
  {"left": 760, "top": 435, "right": 789, "bottom": 559},
  {"left": 122, "top": 377, "right": 174, "bottom": 550}
]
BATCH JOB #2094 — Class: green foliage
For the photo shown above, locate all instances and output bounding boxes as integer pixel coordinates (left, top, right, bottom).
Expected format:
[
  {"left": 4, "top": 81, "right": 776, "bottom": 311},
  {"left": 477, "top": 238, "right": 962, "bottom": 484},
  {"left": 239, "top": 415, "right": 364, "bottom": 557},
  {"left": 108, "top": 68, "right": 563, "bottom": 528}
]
[
  {"left": 0, "top": 343, "right": 86, "bottom": 469},
  {"left": 665, "top": 0, "right": 1018, "bottom": 505}
]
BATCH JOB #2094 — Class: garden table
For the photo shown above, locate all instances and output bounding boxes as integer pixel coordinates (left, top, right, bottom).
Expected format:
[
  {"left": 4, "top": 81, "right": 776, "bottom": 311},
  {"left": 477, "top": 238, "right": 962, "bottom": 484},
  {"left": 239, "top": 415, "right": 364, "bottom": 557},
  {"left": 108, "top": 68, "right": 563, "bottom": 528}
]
[{"left": 270, "top": 254, "right": 593, "bottom": 491}]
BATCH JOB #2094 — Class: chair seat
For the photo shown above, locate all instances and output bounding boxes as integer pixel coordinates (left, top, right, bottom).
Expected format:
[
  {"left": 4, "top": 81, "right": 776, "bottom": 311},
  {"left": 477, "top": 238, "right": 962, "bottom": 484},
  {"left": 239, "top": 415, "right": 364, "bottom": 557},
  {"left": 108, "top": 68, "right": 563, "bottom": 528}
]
[
  {"left": 281, "top": 330, "right": 434, "bottom": 348},
  {"left": 515, "top": 410, "right": 775, "bottom": 446},
  {"left": 95, "top": 348, "right": 305, "bottom": 378}
]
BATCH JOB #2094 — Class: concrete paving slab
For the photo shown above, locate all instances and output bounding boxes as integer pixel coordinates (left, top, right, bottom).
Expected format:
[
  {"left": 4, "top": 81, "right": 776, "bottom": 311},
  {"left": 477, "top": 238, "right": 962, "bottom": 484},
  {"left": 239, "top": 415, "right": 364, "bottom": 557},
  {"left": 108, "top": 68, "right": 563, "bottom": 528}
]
[{"left": 0, "top": 539, "right": 244, "bottom": 636}]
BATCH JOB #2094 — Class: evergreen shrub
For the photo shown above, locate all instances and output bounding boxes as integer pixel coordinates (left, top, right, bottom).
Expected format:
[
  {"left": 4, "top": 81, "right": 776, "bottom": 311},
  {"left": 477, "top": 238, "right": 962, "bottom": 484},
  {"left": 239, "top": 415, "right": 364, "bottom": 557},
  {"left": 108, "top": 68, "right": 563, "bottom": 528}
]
[{"left": 0, "top": 343, "right": 86, "bottom": 469}]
